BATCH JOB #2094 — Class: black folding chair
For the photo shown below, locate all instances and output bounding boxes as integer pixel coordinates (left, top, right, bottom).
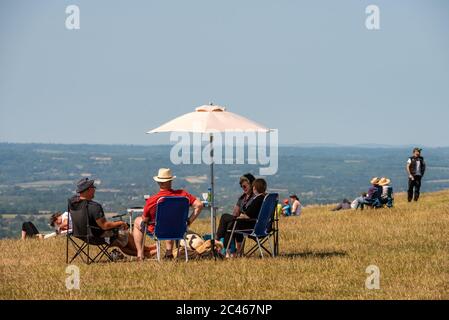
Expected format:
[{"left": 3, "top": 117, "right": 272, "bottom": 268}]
[
  {"left": 227, "top": 193, "right": 279, "bottom": 258},
  {"left": 66, "top": 199, "right": 113, "bottom": 264}
]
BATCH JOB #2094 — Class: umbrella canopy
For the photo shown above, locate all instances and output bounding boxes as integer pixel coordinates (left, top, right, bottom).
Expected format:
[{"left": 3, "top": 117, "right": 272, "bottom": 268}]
[
  {"left": 147, "top": 103, "right": 271, "bottom": 256},
  {"left": 147, "top": 104, "right": 270, "bottom": 133}
]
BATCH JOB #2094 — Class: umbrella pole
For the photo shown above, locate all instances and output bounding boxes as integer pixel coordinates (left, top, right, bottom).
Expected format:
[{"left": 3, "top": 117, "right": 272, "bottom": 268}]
[{"left": 210, "top": 133, "right": 217, "bottom": 260}]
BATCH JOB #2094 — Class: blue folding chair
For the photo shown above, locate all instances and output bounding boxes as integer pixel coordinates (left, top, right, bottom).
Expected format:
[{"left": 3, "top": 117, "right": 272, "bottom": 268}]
[
  {"left": 142, "top": 196, "right": 190, "bottom": 262},
  {"left": 227, "top": 193, "right": 279, "bottom": 258}
]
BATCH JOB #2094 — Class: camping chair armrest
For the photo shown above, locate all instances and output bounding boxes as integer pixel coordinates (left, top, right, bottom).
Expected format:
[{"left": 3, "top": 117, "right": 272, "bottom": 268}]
[
  {"left": 111, "top": 213, "right": 128, "bottom": 220},
  {"left": 232, "top": 217, "right": 257, "bottom": 222}
]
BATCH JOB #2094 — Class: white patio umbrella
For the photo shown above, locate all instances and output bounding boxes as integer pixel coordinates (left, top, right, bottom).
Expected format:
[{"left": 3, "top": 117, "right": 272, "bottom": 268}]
[{"left": 147, "top": 103, "right": 270, "bottom": 253}]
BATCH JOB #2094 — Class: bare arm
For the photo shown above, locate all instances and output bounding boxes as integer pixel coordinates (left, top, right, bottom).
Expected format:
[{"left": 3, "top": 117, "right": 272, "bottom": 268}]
[
  {"left": 188, "top": 199, "right": 203, "bottom": 225},
  {"left": 406, "top": 163, "right": 411, "bottom": 176},
  {"left": 95, "top": 217, "right": 127, "bottom": 231}
]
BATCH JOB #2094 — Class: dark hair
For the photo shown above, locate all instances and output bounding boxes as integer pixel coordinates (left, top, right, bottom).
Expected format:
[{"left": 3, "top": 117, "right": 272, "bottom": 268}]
[
  {"left": 239, "top": 173, "right": 255, "bottom": 186},
  {"left": 361, "top": 192, "right": 367, "bottom": 197},
  {"left": 289, "top": 194, "right": 299, "bottom": 201},
  {"left": 252, "top": 178, "right": 267, "bottom": 194},
  {"left": 49, "top": 212, "right": 62, "bottom": 227}
]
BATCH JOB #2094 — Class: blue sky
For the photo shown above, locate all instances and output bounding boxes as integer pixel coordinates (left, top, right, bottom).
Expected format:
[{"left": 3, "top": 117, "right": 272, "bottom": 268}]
[{"left": 1, "top": 0, "right": 448, "bottom": 146}]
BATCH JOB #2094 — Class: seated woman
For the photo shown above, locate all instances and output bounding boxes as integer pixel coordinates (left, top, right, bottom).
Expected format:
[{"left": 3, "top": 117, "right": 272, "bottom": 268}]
[
  {"left": 21, "top": 211, "right": 70, "bottom": 240},
  {"left": 379, "top": 177, "right": 394, "bottom": 207},
  {"left": 217, "top": 177, "right": 267, "bottom": 257},
  {"left": 353, "top": 177, "right": 382, "bottom": 210},
  {"left": 216, "top": 173, "right": 255, "bottom": 256}
]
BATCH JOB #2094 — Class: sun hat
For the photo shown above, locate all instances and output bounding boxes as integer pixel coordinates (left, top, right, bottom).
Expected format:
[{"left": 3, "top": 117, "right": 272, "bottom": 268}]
[
  {"left": 153, "top": 168, "right": 176, "bottom": 182},
  {"left": 370, "top": 177, "right": 380, "bottom": 185},
  {"left": 378, "top": 177, "right": 391, "bottom": 186}
]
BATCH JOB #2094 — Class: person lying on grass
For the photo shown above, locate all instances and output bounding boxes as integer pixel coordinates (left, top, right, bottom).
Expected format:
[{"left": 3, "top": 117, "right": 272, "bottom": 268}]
[{"left": 21, "top": 211, "right": 69, "bottom": 240}]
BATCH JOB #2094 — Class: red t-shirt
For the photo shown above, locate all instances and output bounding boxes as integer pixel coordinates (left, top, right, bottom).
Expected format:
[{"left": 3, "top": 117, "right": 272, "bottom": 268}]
[{"left": 143, "top": 189, "right": 197, "bottom": 233}]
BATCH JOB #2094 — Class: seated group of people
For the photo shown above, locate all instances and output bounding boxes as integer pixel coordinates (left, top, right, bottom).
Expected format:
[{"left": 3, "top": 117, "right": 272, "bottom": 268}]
[
  {"left": 279, "top": 195, "right": 302, "bottom": 217},
  {"left": 215, "top": 173, "right": 269, "bottom": 258},
  {"left": 23, "top": 168, "right": 272, "bottom": 261},
  {"left": 332, "top": 177, "right": 394, "bottom": 211}
]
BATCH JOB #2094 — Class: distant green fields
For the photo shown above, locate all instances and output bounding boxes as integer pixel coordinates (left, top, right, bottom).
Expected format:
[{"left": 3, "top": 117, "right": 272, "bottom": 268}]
[{"left": 1, "top": 143, "right": 449, "bottom": 238}]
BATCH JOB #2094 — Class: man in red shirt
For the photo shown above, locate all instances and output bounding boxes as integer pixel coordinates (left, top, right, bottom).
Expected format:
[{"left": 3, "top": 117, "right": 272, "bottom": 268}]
[{"left": 133, "top": 168, "right": 203, "bottom": 260}]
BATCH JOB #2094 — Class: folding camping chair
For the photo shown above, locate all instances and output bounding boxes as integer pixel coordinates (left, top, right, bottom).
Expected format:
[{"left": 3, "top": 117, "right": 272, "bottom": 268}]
[
  {"left": 226, "top": 193, "right": 279, "bottom": 258},
  {"left": 66, "top": 199, "right": 114, "bottom": 264},
  {"left": 142, "top": 196, "right": 190, "bottom": 262}
]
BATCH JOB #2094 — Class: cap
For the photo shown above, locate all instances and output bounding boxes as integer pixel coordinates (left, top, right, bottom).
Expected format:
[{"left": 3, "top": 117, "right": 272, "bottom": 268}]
[{"left": 76, "top": 177, "right": 95, "bottom": 193}]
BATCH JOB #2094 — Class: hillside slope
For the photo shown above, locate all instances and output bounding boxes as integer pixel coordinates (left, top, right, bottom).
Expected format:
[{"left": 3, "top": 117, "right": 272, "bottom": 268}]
[{"left": 1, "top": 190, "right": 448, "bottom": 300}]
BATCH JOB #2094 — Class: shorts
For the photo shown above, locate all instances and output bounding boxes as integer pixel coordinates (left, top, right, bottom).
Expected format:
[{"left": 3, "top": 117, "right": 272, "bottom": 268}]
[
  {"left": 100, "top": 229, "right": 129, "bottom": 248},
  {"left": 140, "top": 221, "right": 155, "bottom": 235}
]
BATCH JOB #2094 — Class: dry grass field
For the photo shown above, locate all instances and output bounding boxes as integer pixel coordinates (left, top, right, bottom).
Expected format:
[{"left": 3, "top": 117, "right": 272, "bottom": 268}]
[{"left": 1, "top": 190, "right": 448, "bottom": 300}]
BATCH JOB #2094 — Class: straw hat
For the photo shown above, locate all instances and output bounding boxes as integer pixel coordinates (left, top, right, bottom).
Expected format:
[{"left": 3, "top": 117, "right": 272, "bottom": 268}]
[
  {"left": 370, "top": 177, "right": 380, "bottom": 185},
  {"left": 153, "top": 168, "right": 176, "bottom": 182},
  {"left": 378, "top": 177, "right": 391, "bottom": 186}
]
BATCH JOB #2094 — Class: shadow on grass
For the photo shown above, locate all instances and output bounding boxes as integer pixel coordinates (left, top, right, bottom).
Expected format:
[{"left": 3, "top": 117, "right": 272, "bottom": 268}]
[{"left": 279, "top": 250, "right": 348, "bottom": 259}]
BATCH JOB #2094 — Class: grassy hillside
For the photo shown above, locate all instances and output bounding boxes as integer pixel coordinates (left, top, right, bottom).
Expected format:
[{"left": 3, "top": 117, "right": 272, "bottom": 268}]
[{"left": 1, "top": 191, "right": 448, "bottom": 300}]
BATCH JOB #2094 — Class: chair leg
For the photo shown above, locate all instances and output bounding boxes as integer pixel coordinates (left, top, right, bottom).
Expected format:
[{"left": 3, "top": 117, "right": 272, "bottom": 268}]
[
  {"left": 239, "top": 237, "right": 246, "bottom": 257},
  {"left": 156, "top": 241, "right": 161, "bottom": 262},
  {"left": 69, "top": 240, "right": 88, "bottom": 264},
  {"left": 66, "top": 235, "right": 69, "bottom": 264},
  {"left": 256, "top": 237, "right": 264, "bottom": 259},
  {"left": 226, "top": 221, "right": 238, "bottom": 253},
  {"left": 268, "top": 236, "right": 274, "bottom": 257},
  {"left": 184, "top": 236, "right": 188, "bottom": 262}
]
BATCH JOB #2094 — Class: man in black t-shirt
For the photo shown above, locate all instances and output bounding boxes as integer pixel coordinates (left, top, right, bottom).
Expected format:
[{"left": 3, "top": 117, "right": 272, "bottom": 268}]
[{"left": 69, "top": 178, "right": 156, "bottom": 258}]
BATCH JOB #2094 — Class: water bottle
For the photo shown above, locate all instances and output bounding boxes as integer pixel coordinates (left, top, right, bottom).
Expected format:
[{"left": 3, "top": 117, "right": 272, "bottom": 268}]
[{"left": 207, "top": 187, "right": 212, "bottom": 203}]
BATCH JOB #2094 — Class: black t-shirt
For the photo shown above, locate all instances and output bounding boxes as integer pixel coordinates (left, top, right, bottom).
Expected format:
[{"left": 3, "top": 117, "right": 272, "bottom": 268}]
[
  {"left": 244, "top": 194, "right": 265, "bottom": 219},
  {"left": 236, "top": 193, "right": 256, "bottom": 214},
  {"left": 86, "top": 200, "right": 105, "bottom": 237}
]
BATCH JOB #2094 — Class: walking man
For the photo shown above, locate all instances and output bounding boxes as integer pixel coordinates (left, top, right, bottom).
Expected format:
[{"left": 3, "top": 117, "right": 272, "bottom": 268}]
[{"left": 407, "top": 147, "right": 426, "bottom": 202}]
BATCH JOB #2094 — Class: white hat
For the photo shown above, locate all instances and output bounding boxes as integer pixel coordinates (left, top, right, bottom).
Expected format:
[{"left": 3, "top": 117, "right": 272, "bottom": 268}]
[
  {"left": 153, "top": 168, "right": 176, "bottom": 182},
  {"left": 378, "top": 177, "right": 391, "bottom": 186}
]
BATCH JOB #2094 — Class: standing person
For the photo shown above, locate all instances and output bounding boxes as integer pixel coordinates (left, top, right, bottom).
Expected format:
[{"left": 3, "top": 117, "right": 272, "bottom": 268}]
[
  {"left": 407, "top": 147, "right": 426, "bottom": 202},
  {"left": 132, "top": 168, "right": 203, "bottom": 260},
  {"left": 289, "top": 194, "right": 302, "bottom": 216}
]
